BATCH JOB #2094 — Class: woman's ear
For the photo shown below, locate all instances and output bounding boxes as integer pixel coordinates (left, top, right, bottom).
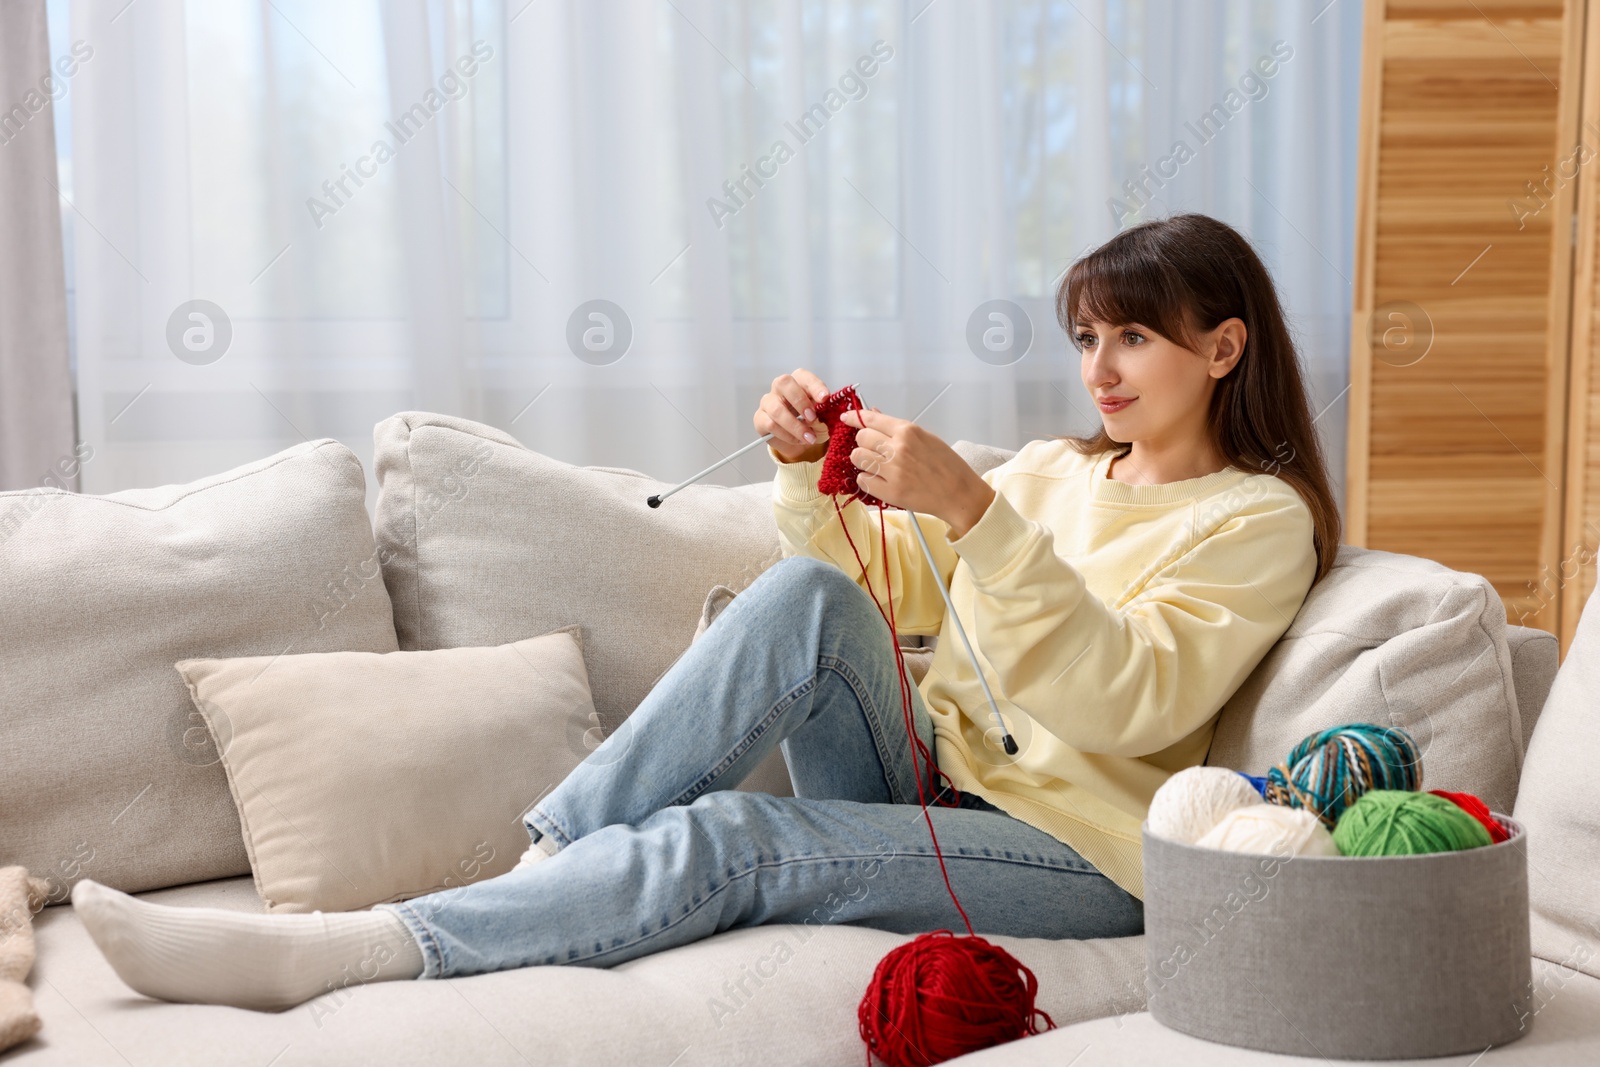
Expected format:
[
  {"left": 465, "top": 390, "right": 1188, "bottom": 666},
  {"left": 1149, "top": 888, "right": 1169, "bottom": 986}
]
[{"left": 1208, "top": 317, "right": 1247, "bottom": 378}]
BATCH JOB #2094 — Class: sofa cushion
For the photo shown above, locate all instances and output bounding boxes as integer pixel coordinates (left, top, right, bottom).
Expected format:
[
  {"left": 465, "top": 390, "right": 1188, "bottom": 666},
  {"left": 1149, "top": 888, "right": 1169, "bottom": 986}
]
[
  {"left": 947, "top": 440, "right": 1017, "bottom": 477},
  {"left": 174, "top": 628, "right": 596, "bottom": 913},
  {"left": 372, "top": 412, "right": 782, "bottom": 737},
  {"left": 1206, "top": 545, "right": 1525, "bottom": 815},
  {"left": 33, "top": 874, "right": 1146, "bottom": 1066},
  {"left": 0, "top": 441, "right": 398, "bottom": 901},
  {"left": 1514, "top": 586, "right": 1600, "bottom": 980},
  {"left": 1506, "top": 624, "right": 1559, "bottom": 749}
]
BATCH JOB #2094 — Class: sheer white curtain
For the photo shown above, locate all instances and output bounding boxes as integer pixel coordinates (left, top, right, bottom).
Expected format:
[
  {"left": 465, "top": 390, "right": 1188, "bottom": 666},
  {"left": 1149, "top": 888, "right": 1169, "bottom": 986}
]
[
  {"left": 0, "top": 0, "right": 75, "bottom": 492},
  {"left": 54, "top": 0, "right": 1362, "bottom": 507}
]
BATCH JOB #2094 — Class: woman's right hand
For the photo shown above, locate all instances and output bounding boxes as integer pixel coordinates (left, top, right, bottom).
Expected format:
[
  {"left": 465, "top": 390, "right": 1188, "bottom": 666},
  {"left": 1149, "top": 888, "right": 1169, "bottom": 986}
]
[{"left": 757, "top": 369, "right": 832, "bottom": 464}]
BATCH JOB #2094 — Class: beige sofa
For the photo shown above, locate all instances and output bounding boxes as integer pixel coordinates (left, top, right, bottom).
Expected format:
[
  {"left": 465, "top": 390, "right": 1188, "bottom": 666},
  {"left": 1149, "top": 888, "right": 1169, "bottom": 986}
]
[{"left": 2, "top": 411, "right": 1590, "bottom": 1065}]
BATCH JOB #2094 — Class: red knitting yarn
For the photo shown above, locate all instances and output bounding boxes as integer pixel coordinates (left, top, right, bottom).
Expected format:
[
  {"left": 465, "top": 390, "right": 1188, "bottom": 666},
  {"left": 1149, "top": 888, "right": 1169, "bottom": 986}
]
[
  {"left": 1429, "top": 789, "right": 1511, "bottom": 844},
  {"left": 858, "top": 931, "right": 1055, "bottom": 1067},
  {"left": 815, "top": 386, "right": 1052, "bottom": 1065},
  {"left": 815, "top": 385, "right": 889, "bottom": 507}
]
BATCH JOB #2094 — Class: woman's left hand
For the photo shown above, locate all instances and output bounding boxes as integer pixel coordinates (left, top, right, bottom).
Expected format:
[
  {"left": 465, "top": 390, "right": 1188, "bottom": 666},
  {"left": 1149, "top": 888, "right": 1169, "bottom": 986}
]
[{"left": 840, "top": 407, "right": 997, "bottom": 539}]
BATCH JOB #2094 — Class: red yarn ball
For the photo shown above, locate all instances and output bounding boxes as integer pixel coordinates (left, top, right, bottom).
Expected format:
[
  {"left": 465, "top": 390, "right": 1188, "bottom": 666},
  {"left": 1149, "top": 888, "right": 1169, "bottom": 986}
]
[
  {"left": 858, "top": 931, "right": 1054, "bottom": 1067},
  {"left": 1428, "top": 789, "right": 1511, "bottom": 844},
  {"left": 815, "top": 385, "right": 890, "bottom": 508}
]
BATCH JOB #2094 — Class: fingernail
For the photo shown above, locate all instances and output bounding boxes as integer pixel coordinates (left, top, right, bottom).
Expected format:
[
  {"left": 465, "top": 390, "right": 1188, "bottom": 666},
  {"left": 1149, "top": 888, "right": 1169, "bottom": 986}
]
[
  {"left": 802, "top": 409, "right": 814, "bottom": 422},
  {"left": 803, "top": 431, "right": 815, "bottom": 443}
]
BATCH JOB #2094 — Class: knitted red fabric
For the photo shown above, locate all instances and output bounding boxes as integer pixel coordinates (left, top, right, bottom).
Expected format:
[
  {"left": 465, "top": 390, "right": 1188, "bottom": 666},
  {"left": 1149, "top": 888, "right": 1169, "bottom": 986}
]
[{"left": 815, "top": 385, "right": 889, "bottom": 508}]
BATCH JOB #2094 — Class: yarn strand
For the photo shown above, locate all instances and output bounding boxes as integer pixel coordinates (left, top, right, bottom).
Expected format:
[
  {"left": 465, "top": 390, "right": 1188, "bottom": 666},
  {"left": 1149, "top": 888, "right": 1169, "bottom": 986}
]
[
  {"left": 810, "top": 385, "right": 1050, "bottom": 1067},
  {"left": 831, "top": 493, "right": 971, "bottom": 937}
]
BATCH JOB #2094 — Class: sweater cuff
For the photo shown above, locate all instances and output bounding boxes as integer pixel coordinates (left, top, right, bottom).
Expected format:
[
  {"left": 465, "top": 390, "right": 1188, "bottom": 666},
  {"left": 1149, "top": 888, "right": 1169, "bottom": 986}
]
[
  {"left": 946, "top": 489, "right": 1038, "bottom": 582},
  {"left": 769, "top": 444, "right": 827, "bottom": 504}
]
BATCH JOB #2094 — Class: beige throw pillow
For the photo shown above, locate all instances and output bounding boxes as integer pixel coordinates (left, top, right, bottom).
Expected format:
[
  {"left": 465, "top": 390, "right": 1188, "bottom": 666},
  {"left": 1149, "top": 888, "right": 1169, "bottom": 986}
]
[
  {"left": 0, "top": 439, "right": 398, "bottom": 902},
  {"left": 1208, "top": 546, "right": 1526, "bottom": 814},
  {"left": 175, "top": 627, "right": 597, "bottom": 913},
  {"left": 1515, "top": 585, "right": 1600, "bottom": 979}
]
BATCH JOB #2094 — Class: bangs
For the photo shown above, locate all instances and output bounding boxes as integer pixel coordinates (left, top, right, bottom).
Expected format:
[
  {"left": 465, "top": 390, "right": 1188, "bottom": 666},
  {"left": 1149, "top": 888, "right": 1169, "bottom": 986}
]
[{"left": 1057, "top": 235, "right": 1200, "bottom": 352}]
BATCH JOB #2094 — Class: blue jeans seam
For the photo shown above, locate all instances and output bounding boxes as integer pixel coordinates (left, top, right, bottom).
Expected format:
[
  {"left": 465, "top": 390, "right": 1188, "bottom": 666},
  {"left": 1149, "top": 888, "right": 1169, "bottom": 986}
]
[
  {"left": 524, "top": 806, "right": 574, "bottom": 851},
  {"left": 531, "top": 672, "right": 815, "bottom": 851},
  {"left": 388, "top": 900, "right": 448, "bottom": 978},
  {"left": 666, "top": 653, "right": 920, "bottom": 809},
  {"left": 554, "top": 848, "right": 1103, "bottom": 968},
  {"left": 817, "top": 652, "right": 924, "bottom": 805},
  {"left": 667, "top": 680, "right": 800, "bottom": 807}
]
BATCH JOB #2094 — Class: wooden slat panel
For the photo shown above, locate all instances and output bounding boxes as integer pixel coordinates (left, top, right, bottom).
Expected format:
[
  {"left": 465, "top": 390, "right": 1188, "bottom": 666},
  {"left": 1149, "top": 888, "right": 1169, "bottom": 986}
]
[
  {"left": 1388, "top": 3, "right": 1563, "bottom": 17},
  {"left": 1562, "top": 2, "right": 1600, "bottom": 651},
  {"left": 1386, "top": 18, "right": 1564, "bottom": 60},
  {"left": 1367, "top": 470, "right": 1546, "bottom": 587},
  {"left": 1370, "top": 384, "right": 1549, "bottom": 455},
  {"left": 1349, "top": 0, "right": 1582, "bottom": 636}
]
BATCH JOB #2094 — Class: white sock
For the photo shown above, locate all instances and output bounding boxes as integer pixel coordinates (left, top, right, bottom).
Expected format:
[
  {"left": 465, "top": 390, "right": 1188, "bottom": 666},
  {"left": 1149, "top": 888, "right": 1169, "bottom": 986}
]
[
  {"left": 512, "top": 834, "right": 558, "bottom": 871},
  {"left": 72, "top": 878, "right": 425, "bottom": 1012}
]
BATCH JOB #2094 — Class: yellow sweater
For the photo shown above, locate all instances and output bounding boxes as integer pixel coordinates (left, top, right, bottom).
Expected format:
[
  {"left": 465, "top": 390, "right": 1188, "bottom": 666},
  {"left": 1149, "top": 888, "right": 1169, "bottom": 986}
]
[{"left": 770, "top": 438, "right": 1317, "bottom": 899}]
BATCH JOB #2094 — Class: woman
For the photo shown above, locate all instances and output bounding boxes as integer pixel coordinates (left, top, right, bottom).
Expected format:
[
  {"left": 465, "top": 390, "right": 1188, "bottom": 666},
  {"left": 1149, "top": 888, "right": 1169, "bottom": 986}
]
[{"left": 73, "top": 213, "right": 1338, "bottom": 1011}]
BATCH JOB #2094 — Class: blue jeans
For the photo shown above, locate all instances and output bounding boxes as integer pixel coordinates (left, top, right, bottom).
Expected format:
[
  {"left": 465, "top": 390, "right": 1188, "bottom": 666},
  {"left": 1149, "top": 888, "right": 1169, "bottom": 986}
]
[{"left": 377, "top": 555, "right": 1143, "bottom": 978}]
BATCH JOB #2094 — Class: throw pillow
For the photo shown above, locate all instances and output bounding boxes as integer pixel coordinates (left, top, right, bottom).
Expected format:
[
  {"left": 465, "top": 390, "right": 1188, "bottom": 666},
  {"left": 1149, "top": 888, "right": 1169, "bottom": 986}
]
[
  {"left": 1208, "top": 545, "right": 1525, "bottom": 814},
  {"left": 1514, "top": 587, "right": 1600, "bottom": 979},
  {"left": 174, "top": 627, "right": 596, "bottom": 913},
  {"left": 0, "top": 440, "right": 397, "bottom": 901}
]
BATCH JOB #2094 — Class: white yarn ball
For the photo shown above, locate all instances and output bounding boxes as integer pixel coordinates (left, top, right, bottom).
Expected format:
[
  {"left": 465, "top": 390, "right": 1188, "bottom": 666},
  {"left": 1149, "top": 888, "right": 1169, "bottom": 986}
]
[
  {"left": 1196, "top": 803, "right": 1340, "bottom": 857},
  {"left": 1146, "top": 766, "right": 1262, "bottom": 845}
]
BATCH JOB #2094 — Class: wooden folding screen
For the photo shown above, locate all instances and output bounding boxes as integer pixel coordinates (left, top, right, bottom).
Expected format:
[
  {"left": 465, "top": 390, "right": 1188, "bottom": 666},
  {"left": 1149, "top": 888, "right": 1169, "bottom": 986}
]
[
  {"left": 1348, "top": 0, "right": 1587, "bottom": 650},
  {"left": 1563, "top": 0, "right": 1600, "bottom": 646}
]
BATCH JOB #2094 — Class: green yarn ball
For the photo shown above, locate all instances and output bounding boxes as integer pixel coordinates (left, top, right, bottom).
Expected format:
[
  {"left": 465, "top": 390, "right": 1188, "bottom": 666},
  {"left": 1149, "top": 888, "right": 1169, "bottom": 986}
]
[{"left": 1332, "top": 790, "right": 1494, "bottom": 856}]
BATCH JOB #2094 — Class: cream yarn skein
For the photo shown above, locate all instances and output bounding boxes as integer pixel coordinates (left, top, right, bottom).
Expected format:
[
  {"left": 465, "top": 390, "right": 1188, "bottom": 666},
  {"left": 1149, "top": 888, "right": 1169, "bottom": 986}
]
[
  {"left": 1146, "top": 766, "right": 1262, "bottom": 845},
  {"left": 1196, "top": 803, "right": 1340, "bottom": 856}
]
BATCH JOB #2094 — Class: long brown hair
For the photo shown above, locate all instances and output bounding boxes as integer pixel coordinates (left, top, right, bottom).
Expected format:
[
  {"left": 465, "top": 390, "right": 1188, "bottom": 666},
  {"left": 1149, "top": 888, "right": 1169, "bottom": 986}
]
[{"left": 1054, "top": 213, "right": 1342, "bottom": 585}]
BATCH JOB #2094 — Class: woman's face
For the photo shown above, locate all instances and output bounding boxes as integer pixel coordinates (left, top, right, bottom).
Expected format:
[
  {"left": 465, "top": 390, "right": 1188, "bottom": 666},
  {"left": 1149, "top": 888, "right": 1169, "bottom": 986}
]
[{"left": 1074, "top": 316, "right": 1244, "bottom": 448}]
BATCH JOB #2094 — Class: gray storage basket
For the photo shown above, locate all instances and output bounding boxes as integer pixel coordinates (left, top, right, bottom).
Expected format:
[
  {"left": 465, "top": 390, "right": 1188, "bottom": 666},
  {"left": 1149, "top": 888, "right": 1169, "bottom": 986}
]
[{"left": 1142, "top": 815, "right": 1531, "bottom": 1059}]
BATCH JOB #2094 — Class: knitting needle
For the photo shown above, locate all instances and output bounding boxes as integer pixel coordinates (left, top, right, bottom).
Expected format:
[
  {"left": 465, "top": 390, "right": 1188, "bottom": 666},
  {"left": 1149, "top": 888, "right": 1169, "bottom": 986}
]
[
  {"left": 648, "top": 433, "right": 775, "bottom": 508},
  {"left": 646, "top": 428, "right": 1021, "bottom": 757},
  {"left": 651, "top": 384, "right": 866, "bottom": 507},
  {"left": 906, "top": 516, "right": 1020, "bottom": 756},
  {"left": 651, "top": 382, "right": 872, "bottom": 507}
]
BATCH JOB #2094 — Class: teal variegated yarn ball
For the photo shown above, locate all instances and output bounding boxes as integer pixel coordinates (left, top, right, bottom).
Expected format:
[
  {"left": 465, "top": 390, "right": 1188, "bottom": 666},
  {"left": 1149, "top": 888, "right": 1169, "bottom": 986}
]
[
  {"left": 1263, "top": 724, "right": 1421, "bottom": 829},
  {"left": 1332, "top": 789, "right": 1493, "bottom": 856}
]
